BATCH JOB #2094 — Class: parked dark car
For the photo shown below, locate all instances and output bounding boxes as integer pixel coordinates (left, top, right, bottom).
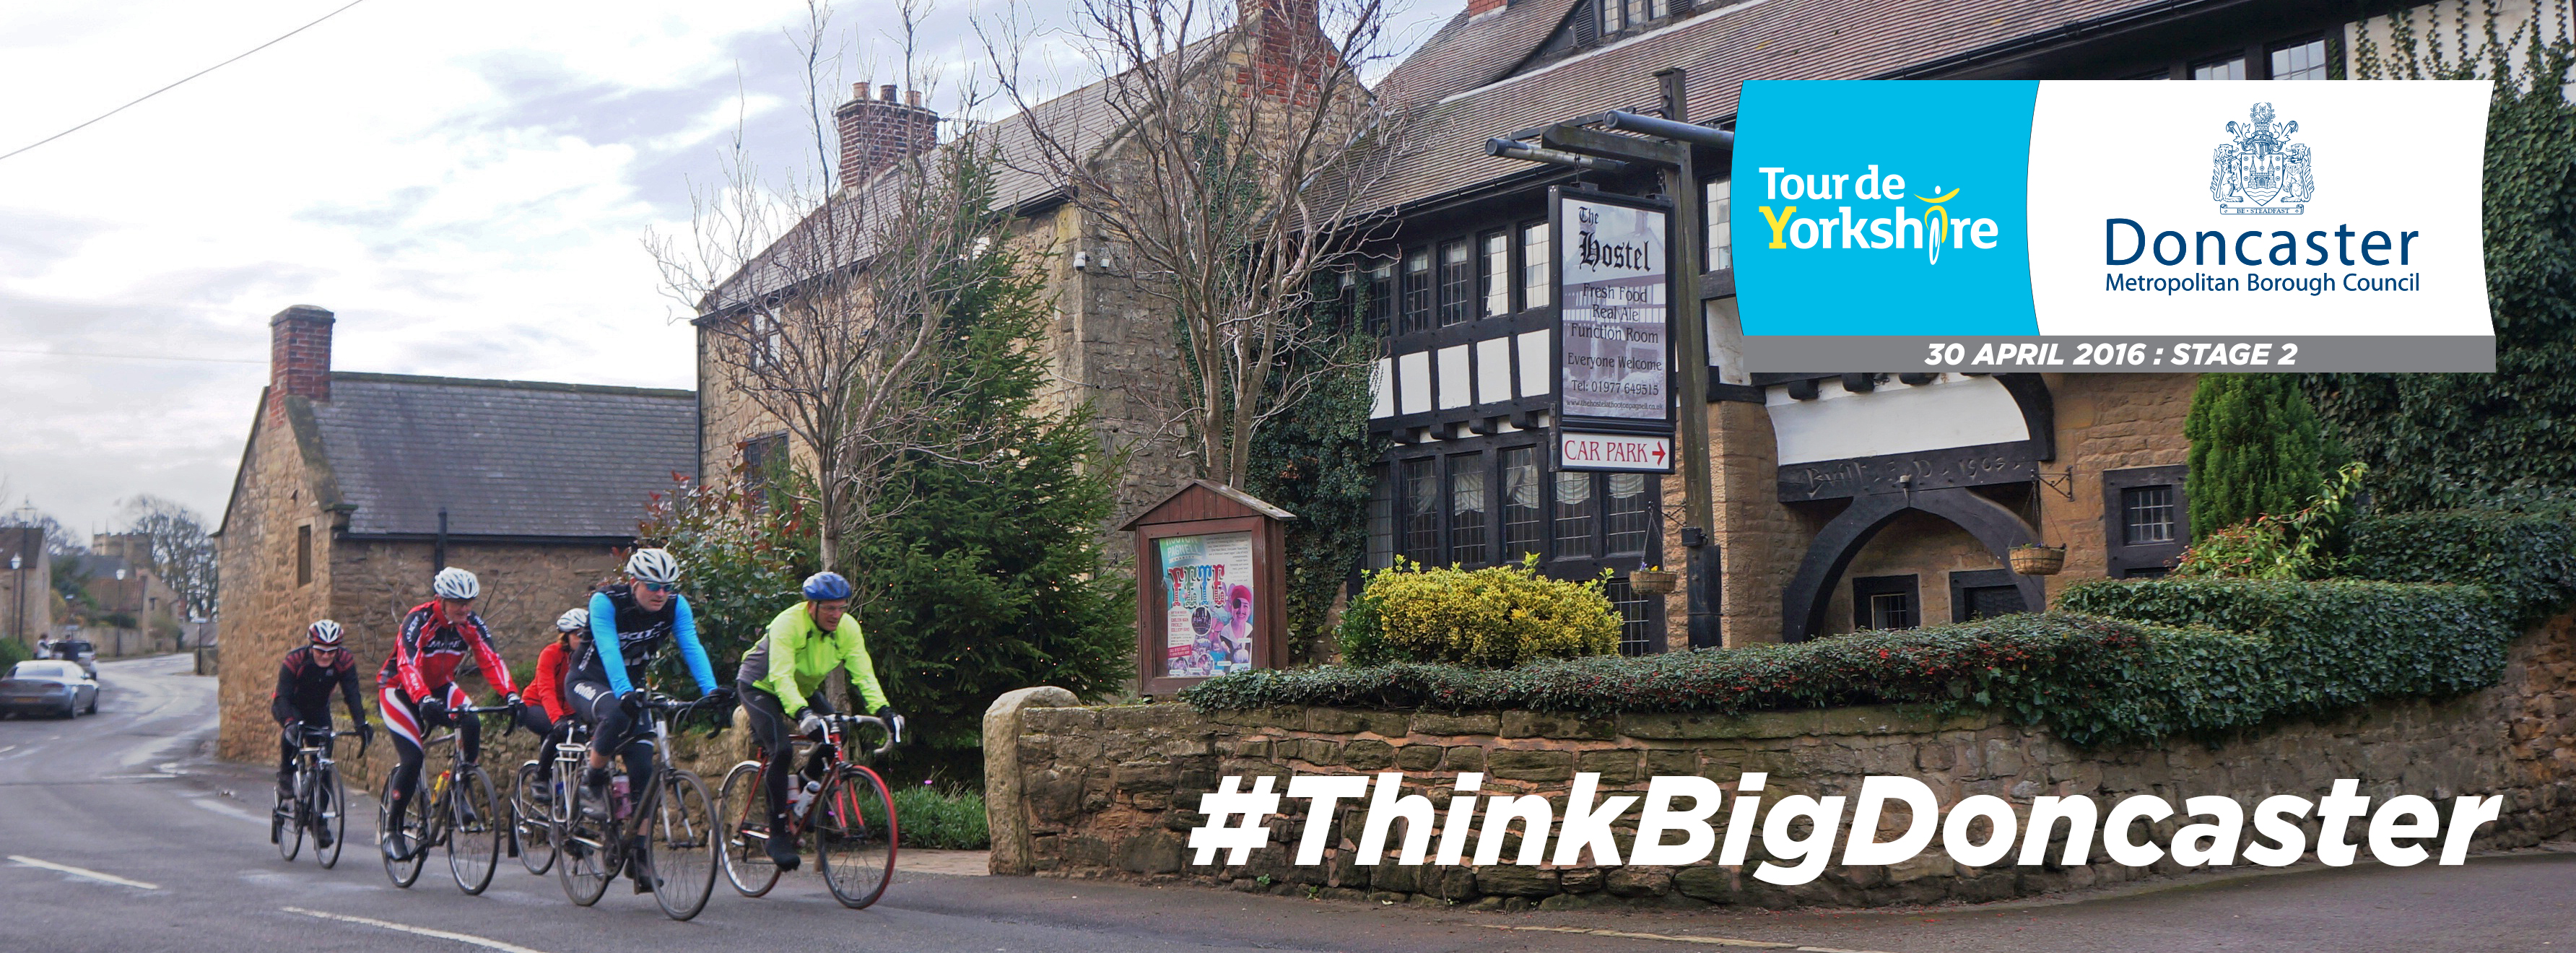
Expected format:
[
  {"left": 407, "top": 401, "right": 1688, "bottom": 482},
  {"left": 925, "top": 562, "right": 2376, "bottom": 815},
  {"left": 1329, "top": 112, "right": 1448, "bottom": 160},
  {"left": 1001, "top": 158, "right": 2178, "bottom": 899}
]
[{"left": 0, "top": 661, "right": 98, "bottom": 718}]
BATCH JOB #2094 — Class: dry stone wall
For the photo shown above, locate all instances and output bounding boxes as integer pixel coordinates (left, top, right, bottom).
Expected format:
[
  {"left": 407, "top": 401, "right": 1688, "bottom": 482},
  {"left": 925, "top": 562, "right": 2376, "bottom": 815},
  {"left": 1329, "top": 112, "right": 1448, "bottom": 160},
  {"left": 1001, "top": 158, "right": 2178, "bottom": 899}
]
[{"left": 991, "top": 614, "right": 2576, "bottom": 910}]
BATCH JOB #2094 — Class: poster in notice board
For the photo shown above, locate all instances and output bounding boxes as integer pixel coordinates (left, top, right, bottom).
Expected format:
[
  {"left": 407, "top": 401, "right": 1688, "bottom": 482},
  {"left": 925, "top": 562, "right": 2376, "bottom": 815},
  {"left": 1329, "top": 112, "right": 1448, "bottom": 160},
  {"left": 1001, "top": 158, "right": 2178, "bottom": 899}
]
[{"left": 1158, "top": 531, "right": 1256, "bottom": 679}]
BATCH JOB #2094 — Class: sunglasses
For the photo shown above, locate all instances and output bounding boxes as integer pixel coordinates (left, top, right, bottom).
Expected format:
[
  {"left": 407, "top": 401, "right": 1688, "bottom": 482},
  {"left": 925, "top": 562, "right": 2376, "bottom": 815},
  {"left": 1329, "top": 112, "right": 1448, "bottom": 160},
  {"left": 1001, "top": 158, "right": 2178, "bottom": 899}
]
[{"left": 641, "top": 582, "right": 679, "bottom": 593}]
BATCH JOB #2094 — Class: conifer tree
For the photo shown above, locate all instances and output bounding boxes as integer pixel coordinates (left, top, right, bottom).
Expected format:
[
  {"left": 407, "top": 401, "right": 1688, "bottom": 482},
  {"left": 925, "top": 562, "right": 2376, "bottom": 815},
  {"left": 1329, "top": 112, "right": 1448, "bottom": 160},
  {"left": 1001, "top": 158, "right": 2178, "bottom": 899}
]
[
  {"left": 2184, "top": 374, "right": 2328, "bottom": 539},
  {"left": 853, "top": 166, "right": 1131, "bottom": 779}
]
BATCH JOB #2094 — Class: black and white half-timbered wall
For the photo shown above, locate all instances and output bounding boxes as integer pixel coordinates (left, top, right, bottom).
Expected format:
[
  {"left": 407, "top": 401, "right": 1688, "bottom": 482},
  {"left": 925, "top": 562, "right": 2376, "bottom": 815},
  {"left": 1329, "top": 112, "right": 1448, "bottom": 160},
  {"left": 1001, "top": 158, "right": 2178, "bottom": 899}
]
[{"left": 1351, "top": 0, "right": 2455, "bottom": 650}]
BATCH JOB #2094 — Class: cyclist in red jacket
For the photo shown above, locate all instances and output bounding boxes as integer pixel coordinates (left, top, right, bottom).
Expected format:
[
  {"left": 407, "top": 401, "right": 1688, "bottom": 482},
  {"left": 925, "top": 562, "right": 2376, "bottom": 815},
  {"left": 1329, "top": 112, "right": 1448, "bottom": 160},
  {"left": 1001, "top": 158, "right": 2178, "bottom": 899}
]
[
  {"left": 377, "top": 567, "right": 519, "bottom": 860},
  {"left": 516, "top": 608, "right": 586, "bottom": 793}
]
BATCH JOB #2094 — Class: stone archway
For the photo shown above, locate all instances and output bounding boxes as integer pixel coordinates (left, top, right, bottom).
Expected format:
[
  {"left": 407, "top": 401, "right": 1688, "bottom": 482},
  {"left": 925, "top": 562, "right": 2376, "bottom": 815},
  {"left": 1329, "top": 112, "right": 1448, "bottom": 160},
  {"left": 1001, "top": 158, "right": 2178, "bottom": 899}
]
[{"left": 1779, "top": 487, "right": 2042, "bottom": 641}]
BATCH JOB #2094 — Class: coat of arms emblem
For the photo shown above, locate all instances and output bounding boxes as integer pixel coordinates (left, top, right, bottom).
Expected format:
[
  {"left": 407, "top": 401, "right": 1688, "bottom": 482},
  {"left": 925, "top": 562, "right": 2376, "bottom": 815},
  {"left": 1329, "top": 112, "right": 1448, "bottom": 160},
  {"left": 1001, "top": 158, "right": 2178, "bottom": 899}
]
[{"left": 2211, "top": 102, "right": 2315, "bottom": 214}]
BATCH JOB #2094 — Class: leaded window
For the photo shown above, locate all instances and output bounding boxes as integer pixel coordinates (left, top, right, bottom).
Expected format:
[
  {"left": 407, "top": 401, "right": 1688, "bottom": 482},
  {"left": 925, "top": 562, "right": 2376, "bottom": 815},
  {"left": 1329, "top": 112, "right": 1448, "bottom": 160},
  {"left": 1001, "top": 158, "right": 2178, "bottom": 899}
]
[
  {"left": 1500, "top": 447, "right": 1543, "bottom": 559},
  {"left": 1450, "top": 453, "right": 1488, "bottom": 565},
  {"left": 2271, "top": 38, "right": 2328, "bottom": 80},
  {"left": 1604, "top": 472, "right": 1653, "bottom": 554},
  {"left": 1553, "top": 469, "right": 1595, "bottom": 557},
  {"left": 2123, "top": 485, "right": 2177, "bottom": 544},
  {"left": 1401, "top": 248, "right": 1432, "bottom": 334},
  {"left": 1402, "top": 458, "right": 1440, "bottom": 564},
  {"left": 1437, "top": 240, "right": 1472, "bottom": 327},
  {"left": 1521, "top": 223, "right": 1551, "bottom": 308},
  {"left": 1480, "top": 231, "right": 1510, "bottom": 318}
]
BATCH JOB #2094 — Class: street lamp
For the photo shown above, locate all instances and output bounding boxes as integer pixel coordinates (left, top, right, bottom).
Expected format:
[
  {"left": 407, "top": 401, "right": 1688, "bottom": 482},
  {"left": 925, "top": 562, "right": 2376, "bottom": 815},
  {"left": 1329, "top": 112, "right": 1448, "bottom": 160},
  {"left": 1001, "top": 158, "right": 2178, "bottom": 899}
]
[
  {"left": 11, "top": 552, "right": 22, "bottom": 651},
  {"left": 1489, "top": 68, "right": 1728, "bottom": 649}
]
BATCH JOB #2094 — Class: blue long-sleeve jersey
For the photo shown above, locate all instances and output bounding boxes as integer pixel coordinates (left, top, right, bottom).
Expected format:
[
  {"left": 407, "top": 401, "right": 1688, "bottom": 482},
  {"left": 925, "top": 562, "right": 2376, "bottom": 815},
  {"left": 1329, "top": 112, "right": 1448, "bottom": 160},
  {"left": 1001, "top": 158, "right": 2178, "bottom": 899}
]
[{"left": 579, "top": 584, "right": 715, "bottom": 697}]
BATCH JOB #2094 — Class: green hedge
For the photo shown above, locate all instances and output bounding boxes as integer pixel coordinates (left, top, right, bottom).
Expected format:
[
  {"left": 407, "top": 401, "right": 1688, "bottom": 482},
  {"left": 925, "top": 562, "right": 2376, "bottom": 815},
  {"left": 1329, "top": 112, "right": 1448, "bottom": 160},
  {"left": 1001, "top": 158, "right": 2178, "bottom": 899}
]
[
  {"left": 0, "top": 638, "right": 28, "bottom": 671},
  {"left": 2341, "top": 508, "right": 2576, "bottom": 627},
  {"left": 2058, "top": 578, "right": 2513, "bottom": 721},
  {"left": 1191, "top": 614, "right": 2287, "bottom": 747}
]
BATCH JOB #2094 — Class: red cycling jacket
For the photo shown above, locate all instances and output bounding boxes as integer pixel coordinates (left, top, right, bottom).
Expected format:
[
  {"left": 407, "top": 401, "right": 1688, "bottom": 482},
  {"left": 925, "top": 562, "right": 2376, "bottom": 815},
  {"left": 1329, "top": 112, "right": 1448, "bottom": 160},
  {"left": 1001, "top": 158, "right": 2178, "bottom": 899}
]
[
  {"left": 526, "top": 642, "right": 570, "bottom": 722},
  {"left": 378, "top": 600, "right": 518, "bottom": 700}
]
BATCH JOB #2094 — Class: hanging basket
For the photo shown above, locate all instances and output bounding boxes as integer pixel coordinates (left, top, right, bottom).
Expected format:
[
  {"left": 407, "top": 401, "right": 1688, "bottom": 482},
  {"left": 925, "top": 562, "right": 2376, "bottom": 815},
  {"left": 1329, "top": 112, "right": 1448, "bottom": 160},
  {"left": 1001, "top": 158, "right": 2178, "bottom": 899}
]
[
  {"left": 2009, "top": 544, "right": 2067, "bottom": 576},
  {"left": 1627, "top": 569, "right": 1679, "bottom": 595}
]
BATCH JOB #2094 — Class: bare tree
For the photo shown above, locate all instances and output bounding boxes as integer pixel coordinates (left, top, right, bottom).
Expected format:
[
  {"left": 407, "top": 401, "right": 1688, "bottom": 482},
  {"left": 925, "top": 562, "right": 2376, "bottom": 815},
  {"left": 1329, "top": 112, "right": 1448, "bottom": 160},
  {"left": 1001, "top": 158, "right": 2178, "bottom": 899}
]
[
  {"left": 116, "top": 495, "right": 218, "bottom": 619},
  {"left": 982, "top": 0, "right": 1417, "bottom": 487},
  {"left": 651, "top": 0, "right": 1017, "bottom": 577}
]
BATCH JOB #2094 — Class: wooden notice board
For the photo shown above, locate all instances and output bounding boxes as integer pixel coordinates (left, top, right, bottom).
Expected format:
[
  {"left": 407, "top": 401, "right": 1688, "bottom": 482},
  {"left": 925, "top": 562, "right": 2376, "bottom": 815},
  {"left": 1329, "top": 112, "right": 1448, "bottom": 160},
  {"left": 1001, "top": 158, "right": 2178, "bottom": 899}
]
[{"left": 1120, "top": 480, "right": 1293, "bottom": 696}]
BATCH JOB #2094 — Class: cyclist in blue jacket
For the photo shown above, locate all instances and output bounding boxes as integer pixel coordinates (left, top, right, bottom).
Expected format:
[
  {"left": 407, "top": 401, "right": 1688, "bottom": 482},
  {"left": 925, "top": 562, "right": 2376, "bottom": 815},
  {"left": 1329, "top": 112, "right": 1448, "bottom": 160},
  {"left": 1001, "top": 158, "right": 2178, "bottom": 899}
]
[{"left": 566, "top": 549, "right": 728, "bottom": 832}]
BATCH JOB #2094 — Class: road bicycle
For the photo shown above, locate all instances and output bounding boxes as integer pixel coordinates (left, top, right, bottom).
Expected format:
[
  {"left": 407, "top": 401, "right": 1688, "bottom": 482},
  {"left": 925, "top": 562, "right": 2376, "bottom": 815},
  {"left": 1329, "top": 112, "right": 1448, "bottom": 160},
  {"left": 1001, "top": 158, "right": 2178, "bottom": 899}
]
[
  {"left": 272, "top": 724, "right": 365, "bottom": 868},
  {"left": 553, "top": 691, "right": 721, "bottom": 921},
  {"left": 718, "top": 712, "right": 900, "bottom": 908},
  {"left": 508, "top": 718, "right": 588, "bottom": 876},
  {"left": 378, "top": 703, "right": 510, "bottom": 894}
]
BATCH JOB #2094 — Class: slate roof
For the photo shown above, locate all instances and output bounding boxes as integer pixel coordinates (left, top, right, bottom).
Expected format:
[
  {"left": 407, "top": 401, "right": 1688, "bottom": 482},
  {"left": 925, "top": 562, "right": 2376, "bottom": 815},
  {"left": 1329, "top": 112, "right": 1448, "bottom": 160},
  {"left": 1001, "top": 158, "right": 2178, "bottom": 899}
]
[
  {"left": 1363, "top": 0, "right": 2161, "bottom": 212},
  {"left": 308, "top": 373, "right": 695, "bottom": 539}
]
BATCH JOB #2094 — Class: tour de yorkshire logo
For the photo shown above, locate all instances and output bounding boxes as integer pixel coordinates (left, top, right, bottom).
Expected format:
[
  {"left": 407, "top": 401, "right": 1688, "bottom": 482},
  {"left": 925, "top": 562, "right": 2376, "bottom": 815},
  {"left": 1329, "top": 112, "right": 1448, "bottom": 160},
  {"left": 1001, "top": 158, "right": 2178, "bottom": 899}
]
[{"left": 2211, "top": 101, "right": 2315, "bottom": 214}]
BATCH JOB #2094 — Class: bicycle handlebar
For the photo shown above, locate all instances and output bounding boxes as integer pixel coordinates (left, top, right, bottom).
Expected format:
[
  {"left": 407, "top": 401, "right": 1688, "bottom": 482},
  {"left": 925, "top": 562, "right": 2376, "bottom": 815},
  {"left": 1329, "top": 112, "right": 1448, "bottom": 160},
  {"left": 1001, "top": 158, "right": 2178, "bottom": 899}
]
[{"left": 825, "top": 713, "right": 899, "bottom": 760}]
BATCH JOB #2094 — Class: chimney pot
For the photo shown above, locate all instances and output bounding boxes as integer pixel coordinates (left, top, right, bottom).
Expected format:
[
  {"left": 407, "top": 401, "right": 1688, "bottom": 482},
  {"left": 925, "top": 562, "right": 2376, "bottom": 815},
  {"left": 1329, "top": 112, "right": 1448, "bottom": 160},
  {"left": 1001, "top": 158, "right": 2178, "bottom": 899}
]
[
  {"left": 835, "top": 80, "right": 942, "bottom": 187},
  {"left": 905, "top": 89, "right": 921, "bottom": 108}
]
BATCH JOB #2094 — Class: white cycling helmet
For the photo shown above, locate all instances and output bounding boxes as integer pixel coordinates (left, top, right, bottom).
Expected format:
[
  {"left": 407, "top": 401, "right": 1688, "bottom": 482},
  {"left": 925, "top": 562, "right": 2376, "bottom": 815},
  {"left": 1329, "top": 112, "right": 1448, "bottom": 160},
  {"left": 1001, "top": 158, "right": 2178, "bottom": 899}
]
[
  {"left": 555, "top": 608, "right": 591, "bottom": 632},
  {"left": 625, "top": 548, "right": 681, "bottom": 585},
  {"left": 307, "top": 619, "right": 344, "bottom": 646},
  {"left": 432, "top": 566, "right": 480, "bottom": 600}
]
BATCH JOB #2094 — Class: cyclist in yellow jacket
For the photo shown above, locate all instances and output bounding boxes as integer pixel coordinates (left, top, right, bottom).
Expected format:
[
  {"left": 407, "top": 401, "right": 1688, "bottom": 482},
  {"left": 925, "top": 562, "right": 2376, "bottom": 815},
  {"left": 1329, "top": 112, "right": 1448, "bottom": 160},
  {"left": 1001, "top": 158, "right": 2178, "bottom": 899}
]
[{"left": 734, "top": 571, "right": 900, "bottom": 871}]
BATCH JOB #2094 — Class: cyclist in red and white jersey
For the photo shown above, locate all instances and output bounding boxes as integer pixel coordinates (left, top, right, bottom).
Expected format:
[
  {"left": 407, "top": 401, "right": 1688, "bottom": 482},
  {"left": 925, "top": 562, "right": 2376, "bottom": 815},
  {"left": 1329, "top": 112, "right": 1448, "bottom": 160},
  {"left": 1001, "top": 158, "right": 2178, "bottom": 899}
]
[{"left": 375, "top": 567, "right": 520, "bottom": 859}]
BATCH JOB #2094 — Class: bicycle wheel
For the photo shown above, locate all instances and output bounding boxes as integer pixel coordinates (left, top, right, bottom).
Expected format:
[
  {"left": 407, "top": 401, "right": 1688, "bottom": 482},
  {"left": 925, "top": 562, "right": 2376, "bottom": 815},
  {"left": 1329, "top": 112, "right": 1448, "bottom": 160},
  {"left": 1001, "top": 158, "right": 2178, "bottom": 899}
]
[
  {"left": 276, "top": 768, "right": 305, "bottom": 863},
  {"left": 379, "top": 775, "right": 430, "bottom": 888},
  {"left": 316, "top": 762, "right": 347, "bottom": 869},
  {"left": 814, "top": 764, "right": 898, "bottom": 909},
  {"left": 649, "top": 770, "right": 719, "bottom": 921},
  {"left": 514, "top": 762, "right": 557, "bottom": 876},
  {"left": 718, "top": 761, "right": 782, "bottom": 897},
  {"left": 557, "top": 776, "right": 617, "bottom": 906},
  {"left": 448, "top": 765, "right": 502, "bottom": 895}
]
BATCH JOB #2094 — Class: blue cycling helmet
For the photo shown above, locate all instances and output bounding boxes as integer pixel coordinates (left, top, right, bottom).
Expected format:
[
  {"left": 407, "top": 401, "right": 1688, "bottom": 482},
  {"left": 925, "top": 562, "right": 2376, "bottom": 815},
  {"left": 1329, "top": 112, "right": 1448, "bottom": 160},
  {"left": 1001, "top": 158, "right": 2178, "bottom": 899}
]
[{"left": 802, "top": 571, "right": 853, "bottom": 601}]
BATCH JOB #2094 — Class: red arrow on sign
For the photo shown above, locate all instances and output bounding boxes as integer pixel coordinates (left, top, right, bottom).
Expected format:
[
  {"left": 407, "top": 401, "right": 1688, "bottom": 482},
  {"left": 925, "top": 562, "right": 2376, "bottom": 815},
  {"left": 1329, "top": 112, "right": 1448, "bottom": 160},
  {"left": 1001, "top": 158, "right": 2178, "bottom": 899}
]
[{"left": 1652, "top": 445, "right": 1667, "bottom": 464}]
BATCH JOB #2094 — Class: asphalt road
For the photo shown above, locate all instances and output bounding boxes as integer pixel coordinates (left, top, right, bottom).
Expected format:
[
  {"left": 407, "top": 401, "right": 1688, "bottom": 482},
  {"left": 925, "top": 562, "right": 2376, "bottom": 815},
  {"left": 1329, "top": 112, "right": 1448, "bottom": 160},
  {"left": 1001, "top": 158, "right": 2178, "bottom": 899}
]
[{"left": 1, "top": 654, "right": 2569, "bottom": 953}]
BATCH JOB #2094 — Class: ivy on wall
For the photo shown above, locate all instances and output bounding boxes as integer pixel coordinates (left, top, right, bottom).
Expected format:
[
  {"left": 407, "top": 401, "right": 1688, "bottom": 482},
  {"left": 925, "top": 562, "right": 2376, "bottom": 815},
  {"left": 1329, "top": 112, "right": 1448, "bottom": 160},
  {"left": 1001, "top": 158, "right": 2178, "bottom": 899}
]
[{"left": 2310, "top": 9, "right": 2576, "bottom": 510}]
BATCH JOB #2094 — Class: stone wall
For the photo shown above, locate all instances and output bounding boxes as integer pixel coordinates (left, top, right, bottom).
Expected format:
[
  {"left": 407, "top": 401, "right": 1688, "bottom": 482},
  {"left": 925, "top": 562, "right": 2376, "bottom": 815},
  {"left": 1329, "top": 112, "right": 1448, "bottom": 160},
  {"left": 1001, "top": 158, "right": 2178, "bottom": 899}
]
[
  {"left": 988, "top": 614, "right": 2576, "bottom": 909},
  {"left": 215, "top": 391, "right": 336, "bottom": 762}
]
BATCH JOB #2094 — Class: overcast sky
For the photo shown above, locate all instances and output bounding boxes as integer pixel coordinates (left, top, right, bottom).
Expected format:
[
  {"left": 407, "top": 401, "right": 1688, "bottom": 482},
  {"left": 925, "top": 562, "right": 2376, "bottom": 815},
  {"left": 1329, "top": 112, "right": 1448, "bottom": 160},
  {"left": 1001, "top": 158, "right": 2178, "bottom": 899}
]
[{"left": 0, "top": 0, "right": 1458, "bottom": 541}]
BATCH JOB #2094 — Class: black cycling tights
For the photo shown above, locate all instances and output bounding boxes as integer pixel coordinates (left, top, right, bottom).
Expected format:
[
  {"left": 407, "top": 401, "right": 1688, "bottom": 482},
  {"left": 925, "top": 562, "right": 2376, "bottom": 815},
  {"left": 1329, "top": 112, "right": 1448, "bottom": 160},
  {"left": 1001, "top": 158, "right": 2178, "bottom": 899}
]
[
  {"left": 568, "top": 679, "right": 654, "bottom": 796},
  {"left": 738, "top": 683, "right": 832, "bottom": 823}
]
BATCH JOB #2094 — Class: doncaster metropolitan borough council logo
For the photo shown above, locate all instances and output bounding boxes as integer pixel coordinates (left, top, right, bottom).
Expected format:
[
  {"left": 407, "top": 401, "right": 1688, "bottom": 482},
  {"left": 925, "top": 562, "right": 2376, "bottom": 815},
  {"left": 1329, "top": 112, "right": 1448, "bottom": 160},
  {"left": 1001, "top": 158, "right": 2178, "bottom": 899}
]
[{"left": 2210, "top": 102, "right": 2315, "bottom": 214}]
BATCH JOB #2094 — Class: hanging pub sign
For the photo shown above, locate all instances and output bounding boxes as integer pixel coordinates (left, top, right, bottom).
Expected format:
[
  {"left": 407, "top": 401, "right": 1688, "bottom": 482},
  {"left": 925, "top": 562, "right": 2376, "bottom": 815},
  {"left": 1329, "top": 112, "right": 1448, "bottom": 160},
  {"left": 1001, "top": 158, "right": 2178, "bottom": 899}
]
[
  {"left": 1730, "top": 80, "right": 2493, "bottom": 373},
  {"left": 1553, "top": 187, "right": 1675, "bottom": 473}
]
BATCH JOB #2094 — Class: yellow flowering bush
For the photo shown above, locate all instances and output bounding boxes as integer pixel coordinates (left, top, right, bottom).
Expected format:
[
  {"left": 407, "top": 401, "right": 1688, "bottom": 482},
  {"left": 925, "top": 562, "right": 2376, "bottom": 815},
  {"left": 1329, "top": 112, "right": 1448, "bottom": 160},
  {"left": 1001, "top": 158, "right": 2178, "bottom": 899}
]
[{"left": 1337, "top": 556, "right": 1621, "bottom": 667}]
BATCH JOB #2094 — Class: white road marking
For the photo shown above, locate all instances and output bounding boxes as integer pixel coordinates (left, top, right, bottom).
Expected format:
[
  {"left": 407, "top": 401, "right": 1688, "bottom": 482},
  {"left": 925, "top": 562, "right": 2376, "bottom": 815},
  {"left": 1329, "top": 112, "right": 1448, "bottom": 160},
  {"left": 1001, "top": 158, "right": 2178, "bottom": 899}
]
[
  {"left": 101, "top": 773, "right": 179, "bottom": 780},
  {"left": 281, "top": 907, "right": 554, "bottom": 953},
  {"left": 9, "top": 855, "right": 160, "bottom": 889},
  {"left": 183, "top": 793, "right": 269, "bottom": 824},
  {"left": 1489, "top": 925, "right": 1899, "bottom": 952}
]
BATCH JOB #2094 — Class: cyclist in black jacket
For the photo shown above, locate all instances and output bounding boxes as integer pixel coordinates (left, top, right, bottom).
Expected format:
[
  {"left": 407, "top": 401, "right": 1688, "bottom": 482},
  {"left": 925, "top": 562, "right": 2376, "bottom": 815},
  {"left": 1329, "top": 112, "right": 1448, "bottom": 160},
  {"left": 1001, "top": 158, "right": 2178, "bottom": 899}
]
[{"left": 272, "top": 620, "right": 373, "bottom": 843}]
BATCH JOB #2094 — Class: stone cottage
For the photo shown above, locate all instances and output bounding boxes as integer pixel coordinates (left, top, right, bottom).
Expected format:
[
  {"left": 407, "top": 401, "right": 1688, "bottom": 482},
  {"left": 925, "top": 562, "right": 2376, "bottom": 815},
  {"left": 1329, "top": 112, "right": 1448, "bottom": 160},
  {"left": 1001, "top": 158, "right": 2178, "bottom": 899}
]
[{"left": 211, "top": 305, "right": 695, "bottom": 761}]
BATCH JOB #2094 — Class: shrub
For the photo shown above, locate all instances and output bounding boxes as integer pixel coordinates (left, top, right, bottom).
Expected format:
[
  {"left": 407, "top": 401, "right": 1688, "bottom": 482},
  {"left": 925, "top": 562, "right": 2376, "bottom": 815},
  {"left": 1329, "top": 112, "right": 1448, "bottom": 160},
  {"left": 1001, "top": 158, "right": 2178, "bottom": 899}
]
[
  {"left": 1336, "top": 557, "right": 1619, "bottom": 668},
  {"left": 2059, "top": 577, "right": 2513, "bottom": 718},
  {"left": 0, "top": 638, "right": 28, "bottom": 671},
  {"left": 1203, "top": 613, "right": 2281, "bottom": 747},
  {"left": 2341, "top": 508, "right": 2576, "bottom": 627},
  {"left": 2173, "top": 462, "right": 2366, "bottom": 580},
  {"left": 892, "top": 783, "right": 989, "bottom": 850},
  {"left": 2185, "top": 375, "right": 2328, "bottom": 539}
]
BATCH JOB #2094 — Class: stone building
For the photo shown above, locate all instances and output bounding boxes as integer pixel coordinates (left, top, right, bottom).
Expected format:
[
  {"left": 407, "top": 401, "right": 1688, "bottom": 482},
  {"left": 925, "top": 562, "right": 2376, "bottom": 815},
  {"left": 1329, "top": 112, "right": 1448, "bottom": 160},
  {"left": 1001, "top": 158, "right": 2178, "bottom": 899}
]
[
  {"left": 1348, "top": 0, "right": 2399, "bottom": 650},
  {"left": 693, "top": 7, "right": 1344, "bottom": 531},
  {"left": 0, "top": 526, "right": 53, "bottom": 654},
  {"left": 60, "top": 534, "right": 188, "bottom": 656},
  {"left": 212, "top": 305, "right": 694, "bottom": 761}
]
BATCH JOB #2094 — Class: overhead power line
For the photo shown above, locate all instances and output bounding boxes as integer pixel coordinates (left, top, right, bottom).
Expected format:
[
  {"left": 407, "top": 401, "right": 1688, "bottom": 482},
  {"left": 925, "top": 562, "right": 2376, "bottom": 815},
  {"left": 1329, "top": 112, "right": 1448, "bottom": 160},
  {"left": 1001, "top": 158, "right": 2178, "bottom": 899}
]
[{"left": 0, "top": 0, "right": 381, "bottom": 165}]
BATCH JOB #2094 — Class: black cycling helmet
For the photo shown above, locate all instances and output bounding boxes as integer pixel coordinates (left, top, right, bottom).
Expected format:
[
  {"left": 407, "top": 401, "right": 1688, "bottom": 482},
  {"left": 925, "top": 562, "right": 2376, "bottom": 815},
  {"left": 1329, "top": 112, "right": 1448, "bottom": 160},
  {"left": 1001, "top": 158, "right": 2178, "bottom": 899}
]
[{"left": 801, "top": 571, "right": 853, "bottom": 601}]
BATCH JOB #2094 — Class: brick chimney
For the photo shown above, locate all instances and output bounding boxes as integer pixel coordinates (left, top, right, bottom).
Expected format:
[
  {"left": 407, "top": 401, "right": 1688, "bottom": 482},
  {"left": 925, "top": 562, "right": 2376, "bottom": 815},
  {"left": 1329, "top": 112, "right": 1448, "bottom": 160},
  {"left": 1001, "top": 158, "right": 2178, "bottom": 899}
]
[
  {"left": 1246, "top": 0, "right": 1329, "bottom": 102},
  {"left": 832, "top": 83, "right": 939, "bottom": 188},
  {"left": 269, "top": 305, "right": 334, "bottom": 422},
  {"left": 1466, "top": 0, "right": 1507, "bottom": 17}
]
